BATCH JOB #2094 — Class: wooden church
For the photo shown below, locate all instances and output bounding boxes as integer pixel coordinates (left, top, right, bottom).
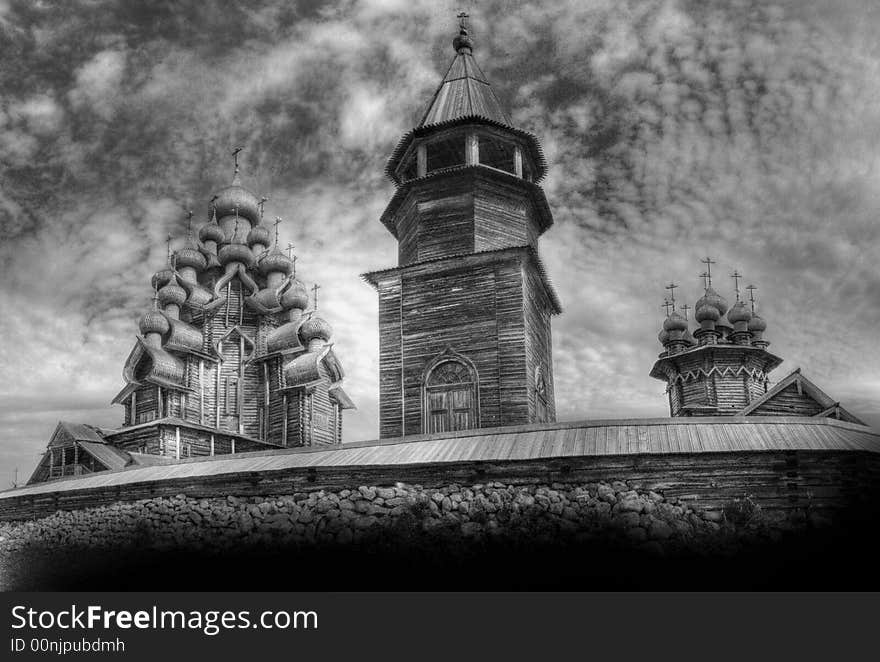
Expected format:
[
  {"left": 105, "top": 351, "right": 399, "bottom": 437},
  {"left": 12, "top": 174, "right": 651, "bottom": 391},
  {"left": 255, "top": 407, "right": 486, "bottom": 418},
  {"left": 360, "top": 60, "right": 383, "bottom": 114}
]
[
  {"left": 650, "top": 261, "right": 864, "bottom": 424},
  {"left": 28, "top": 157, "right": 355, "bottom": 484},
  {"left": 363, "top": 15, "right": 561, "bottom": 438}
]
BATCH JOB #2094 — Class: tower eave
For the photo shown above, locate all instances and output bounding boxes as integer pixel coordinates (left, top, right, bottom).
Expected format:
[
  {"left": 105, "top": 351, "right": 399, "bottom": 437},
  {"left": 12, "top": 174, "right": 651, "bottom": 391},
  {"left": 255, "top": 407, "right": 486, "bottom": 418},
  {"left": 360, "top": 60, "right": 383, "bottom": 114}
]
[
  {"left": 379, "top": 164, "right": 554, "bottom": 239},
  {"left": 649, "top": 344, "right": 784, "bottom": 382},
  {"left": 384, "top": 115, "right": 548, "bottom": 185},
  {"left": 361, "top": 244, "right": 562, "bottom": 314}
]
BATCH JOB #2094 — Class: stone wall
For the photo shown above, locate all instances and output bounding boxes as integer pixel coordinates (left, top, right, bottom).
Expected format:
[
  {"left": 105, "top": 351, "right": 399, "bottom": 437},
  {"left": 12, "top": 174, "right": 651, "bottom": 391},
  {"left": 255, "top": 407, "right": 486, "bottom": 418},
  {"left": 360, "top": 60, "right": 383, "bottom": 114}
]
[{"left": 2, "top": 478, "right": 848, "bottom": 589}]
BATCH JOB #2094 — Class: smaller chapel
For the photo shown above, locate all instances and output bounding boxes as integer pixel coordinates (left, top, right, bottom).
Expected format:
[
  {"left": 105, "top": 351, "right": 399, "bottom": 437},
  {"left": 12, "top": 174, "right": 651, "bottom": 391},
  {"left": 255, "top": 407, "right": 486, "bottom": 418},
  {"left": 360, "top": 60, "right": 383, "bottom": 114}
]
[
  {"left": 650, "top": 258, "right": 863, "bottom": 424},
  {"left": 28, "top": 154, "right": 354, "bottom": 484}
]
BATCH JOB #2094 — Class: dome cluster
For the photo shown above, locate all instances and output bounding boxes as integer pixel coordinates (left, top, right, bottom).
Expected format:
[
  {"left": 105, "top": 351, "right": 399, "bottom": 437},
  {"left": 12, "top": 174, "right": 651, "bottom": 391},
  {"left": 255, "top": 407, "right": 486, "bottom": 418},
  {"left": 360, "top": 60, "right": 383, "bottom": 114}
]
[
  {"left": 657, "top": 265, "right": 770, "bottom": 354},
  {"left": 138, "top": 157, "right": 332, "bottom": 361}
]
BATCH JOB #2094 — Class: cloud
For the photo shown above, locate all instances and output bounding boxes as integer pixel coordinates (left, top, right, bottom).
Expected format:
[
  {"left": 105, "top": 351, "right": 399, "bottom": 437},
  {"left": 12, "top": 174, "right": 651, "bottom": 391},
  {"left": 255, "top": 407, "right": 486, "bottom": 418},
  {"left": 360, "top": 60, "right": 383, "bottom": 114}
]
[{"left": 68, "top": 48, "right": 127, "bottom": 121}]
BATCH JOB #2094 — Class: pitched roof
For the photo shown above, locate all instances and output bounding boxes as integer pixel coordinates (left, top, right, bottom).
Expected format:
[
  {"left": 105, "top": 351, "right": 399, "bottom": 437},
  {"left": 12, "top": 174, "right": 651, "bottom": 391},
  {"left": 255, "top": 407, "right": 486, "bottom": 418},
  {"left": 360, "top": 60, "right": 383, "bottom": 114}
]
[
  {"left": 53, "top": 422, "right": 106, "bottom": 444},
  {"left": 4, "top": 416, "right": 877, "bottom": 500},
  {"left": 737, "top": 369, "right": 865, "bottom": 425},
  {"left": 77, "top": 441, "right": 130, "bottom": 472},
  {"left": 419, "top": 49, "right": 511, "bottom": 128}
]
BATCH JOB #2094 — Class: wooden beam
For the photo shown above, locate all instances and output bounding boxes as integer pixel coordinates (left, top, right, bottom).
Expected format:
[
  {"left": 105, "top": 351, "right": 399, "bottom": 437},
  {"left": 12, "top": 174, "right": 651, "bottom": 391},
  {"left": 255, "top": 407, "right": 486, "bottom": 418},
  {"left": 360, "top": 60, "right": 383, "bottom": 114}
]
[
  {"left": 466, "top": 133, "right": 479, "bottom": 166},
  {"left": 199, "top": 359, "right": 204, "bottom": 425},
  {"left": 210, "top": 434, "right": 215, "bottom": 456},
  {"left": 417, "top": 143, "right": 427, "bottom": 178},
  {"left": 175, "top": 426, "right": 181, "bottom": 460},
  {"left": 282, "top": 394, "right": 288, "bottom": 447},
  {"left": 513, "top": 146, "right": 523, "bottom": 177}
]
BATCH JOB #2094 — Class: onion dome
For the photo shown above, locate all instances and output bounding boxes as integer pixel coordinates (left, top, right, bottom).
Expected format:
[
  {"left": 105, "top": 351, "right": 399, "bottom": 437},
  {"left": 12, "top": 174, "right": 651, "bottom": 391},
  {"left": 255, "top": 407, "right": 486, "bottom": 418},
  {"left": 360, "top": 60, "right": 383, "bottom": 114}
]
[
  {"left": 139, "top": 309, "right": 170, "bottom": 336},
  {"left": 663, "top": 312, "right": 688, "bottom": 333},
  {"left": 151, "top": 266, "right": 174, "bottom": 290},
  {"left": 212, "top": 175, "right": 262, "bottom": 226},
  {"left": 198, "top": 213, "right": 225, "bottom": 245},
  {"left": 695, "top": 303, "right": 720, "bottom": 323},
  {"left": 259, "top": 246, "right": 293, "bottom": 276},
  {"left": 280, "top": 279, "right": 309, "bottom": 310},
  {"left": 453, "top": 26, "right": 474, "bottom": 52},
  {"left": 299, "top": 316, "right": 332, "bottom": 344},
  {"left": 158, "top": 275, "right": 187, "bottom": 307},
  {"left": 728, "top": 300, "right": 752, "bottom": 325},
  {"left": 748, "top": 314, "right": 767, "bottom": 333},
  {"left": 175, "top": 239, "right": 207, "bottom": 271},
  {"left": 247, "top": 224, "right": 271, "bottom": 248},
  {"left": 695, "top": 287, "right": 728, "bottom": 317},
  {"left": 218, "top": 241, "right": 255, "bottom": 267}
]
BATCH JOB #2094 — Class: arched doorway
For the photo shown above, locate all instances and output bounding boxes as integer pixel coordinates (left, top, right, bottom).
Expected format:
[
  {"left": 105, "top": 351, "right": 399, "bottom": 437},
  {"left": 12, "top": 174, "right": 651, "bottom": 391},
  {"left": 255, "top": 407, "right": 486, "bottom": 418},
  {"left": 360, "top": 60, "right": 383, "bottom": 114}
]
[{"left": 423, "top": 357, "right": 478, "bottom": 434}]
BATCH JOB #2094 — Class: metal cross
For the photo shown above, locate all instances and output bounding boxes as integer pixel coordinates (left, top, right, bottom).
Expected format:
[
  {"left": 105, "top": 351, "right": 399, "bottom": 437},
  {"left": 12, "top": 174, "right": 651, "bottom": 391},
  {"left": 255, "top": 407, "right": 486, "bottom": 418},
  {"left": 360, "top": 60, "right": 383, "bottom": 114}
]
[
  {"left": 665, "top": 282, "right": 678, "bottom": 309},
  {"left": 312, "top": 283, "right": 321, "bottom": 311},
  {"left": 700, "top": 256, "right": 716, "bottom": 288},
  {"left": 259, "top": 196, "right": 269, "bottom": 220},
  {"left": 700, "top": 271, "right": 710, "bottom": 290},
  {"left": 166, "top": 233, "right": 173, "bottom": 262},
  {"left": 681, "top": 303, "right": 691, "bottom": 321},
  {"left": 185, "top": 210, "right": 194, "bottom": 235},
  {"left": 286, "top": 242, "right": 295, "bottom": 259},
  {"left": 746, "top": 284, "right": 758, "bottom": 313},
  {"left": 661, "top": 299, "right": 673, "bottom": 316},
  {"left": 731, "top": 270, "right": 742, "bottom": 301},
  {"left": 457, "top": 11, "right": 469, "bottom": 30},
  {"left": 231, "top": 146, "right": 243, "bottom": 170},
  {"left": 273, "top": 217, "right": 282, "bottom": 246},
  {"left": 291, "top": 255, "right": 298, "bottom": 277}
]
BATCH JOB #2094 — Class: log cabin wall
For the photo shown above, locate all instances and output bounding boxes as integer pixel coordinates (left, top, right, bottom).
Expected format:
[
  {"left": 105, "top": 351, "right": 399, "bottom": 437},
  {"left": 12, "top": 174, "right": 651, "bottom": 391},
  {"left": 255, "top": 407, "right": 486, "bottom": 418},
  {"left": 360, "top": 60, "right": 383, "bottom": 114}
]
[
  {"left": 307, "top": 364, "right": 341, "bottom": 446},
  {"left": 522, "top": 260, "right": 556, "bottom": 422},
  {"left": 377, "top": 274, "right": 404, "bottom": 438},
  {"left": 399, "top": 257, "right": 528, "bottom": 433}
]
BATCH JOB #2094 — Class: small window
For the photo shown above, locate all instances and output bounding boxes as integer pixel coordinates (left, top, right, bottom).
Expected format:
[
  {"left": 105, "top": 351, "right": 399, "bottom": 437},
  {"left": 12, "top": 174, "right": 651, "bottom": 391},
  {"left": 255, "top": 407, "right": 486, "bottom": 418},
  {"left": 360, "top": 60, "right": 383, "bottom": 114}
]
[
  {"left": 225, "top": 377, "right": 238, "bottom": 414},
  {"left": 136, "top": 410, "right": 156, "bottom": 424},
  {"left": 535, "top": 368, "right": 549, "bottom": 422}
]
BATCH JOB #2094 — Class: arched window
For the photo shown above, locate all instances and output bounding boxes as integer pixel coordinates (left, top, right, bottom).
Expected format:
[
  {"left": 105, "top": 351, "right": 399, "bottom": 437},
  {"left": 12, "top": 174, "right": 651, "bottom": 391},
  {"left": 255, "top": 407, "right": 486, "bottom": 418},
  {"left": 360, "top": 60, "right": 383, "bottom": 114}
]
[{"left": 423, "top": 354, "right": 478, "bottom": 434}]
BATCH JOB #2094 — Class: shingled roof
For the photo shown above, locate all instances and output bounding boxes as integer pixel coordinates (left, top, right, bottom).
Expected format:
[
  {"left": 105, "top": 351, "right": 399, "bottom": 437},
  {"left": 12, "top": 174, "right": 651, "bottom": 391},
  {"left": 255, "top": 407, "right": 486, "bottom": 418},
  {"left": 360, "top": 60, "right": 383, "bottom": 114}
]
[
  {"left": 418, "top": 47, "right": 511, "bottom": 128},
  {"left": 3, "top": 417, "right": 877, "bottom": 501}
]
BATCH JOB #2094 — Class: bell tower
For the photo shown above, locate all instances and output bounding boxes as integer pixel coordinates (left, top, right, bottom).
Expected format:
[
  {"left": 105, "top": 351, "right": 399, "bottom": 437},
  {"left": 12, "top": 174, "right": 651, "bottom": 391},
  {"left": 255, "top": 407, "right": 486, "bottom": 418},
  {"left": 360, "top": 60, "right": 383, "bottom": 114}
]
[{"left": 364, "top": 15, "right": 561, "bottom": 438}]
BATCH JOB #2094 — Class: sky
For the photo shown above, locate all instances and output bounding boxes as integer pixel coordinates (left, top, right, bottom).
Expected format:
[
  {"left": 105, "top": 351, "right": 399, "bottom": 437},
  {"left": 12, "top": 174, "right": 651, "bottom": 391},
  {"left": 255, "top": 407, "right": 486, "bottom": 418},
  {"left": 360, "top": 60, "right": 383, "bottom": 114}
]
[{"left": 2, "top": 0, "right": 880, "bottom": 486}]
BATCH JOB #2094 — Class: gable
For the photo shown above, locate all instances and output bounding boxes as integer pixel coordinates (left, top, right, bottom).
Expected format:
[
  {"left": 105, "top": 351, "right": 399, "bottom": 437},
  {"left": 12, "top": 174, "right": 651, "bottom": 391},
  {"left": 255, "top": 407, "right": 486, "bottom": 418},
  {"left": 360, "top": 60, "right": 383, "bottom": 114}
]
[
  {"left": 738, "top": 369, "right": 866, "bottom": 426},
  {"left": 750, "top": 383, "right": 825, "bottom": 417}
]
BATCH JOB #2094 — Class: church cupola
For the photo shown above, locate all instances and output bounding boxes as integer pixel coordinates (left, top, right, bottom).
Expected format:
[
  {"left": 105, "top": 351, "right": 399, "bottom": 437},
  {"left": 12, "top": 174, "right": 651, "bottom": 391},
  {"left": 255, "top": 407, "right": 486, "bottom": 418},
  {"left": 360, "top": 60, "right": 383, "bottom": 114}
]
[
  {"left": 650, "top": 259, "right": 782, "bottom": 417},
  {"left": 364, "top": 14, "right": 561, "bottom": 438},
  {"left": 139, "top": 292, "right": 169, "bottom": 347}
]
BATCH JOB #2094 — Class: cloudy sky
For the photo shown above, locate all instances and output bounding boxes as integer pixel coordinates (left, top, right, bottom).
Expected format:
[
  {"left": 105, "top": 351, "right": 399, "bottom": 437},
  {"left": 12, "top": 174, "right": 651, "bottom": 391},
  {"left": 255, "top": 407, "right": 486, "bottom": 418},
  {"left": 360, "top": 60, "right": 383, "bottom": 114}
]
[{"left": 2, "top": 0, "right": 880, "bottom": 485}]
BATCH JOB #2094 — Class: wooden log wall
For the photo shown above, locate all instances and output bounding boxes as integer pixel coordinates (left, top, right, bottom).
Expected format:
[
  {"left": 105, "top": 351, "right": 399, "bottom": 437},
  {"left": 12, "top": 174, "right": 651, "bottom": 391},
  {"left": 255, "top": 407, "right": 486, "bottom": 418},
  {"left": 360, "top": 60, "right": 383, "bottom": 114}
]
[
  {"left": 377, "top": 274, "right": 404, "bottom": 438},
  {"left": 522, "top": 259, "right": 555, "bottom": 423},
  {"left": 3, "top": 450, "right": 878, "bottom": 522}
]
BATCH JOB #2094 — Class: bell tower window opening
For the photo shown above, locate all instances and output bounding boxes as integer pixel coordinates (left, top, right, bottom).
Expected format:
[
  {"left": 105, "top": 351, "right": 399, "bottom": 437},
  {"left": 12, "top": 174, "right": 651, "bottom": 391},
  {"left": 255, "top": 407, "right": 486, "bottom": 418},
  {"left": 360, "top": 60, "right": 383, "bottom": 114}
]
[
  {"left": 423, "top": 358, "right": 478, "bottom": 434},
  {"left": 478, "top": 136, "right": 517, "bottom": 175},
  {"left": 426, "top": 135, "right": 467, "bottom": 174}
]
